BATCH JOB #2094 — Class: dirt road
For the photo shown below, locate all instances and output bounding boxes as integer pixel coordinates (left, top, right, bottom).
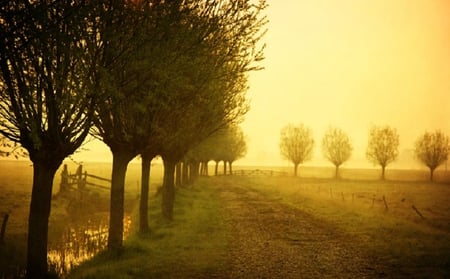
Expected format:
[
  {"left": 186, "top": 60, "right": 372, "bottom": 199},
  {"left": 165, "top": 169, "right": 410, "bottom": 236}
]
[{"left": 213, "top": 179, "right": 409, "bottom": 279}]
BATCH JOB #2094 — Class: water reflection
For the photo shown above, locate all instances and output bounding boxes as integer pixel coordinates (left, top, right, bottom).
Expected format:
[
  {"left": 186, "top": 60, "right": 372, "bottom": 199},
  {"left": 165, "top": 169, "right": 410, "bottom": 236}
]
[{"left": 47, "top": 214, "right": 131, "bottom": 278}]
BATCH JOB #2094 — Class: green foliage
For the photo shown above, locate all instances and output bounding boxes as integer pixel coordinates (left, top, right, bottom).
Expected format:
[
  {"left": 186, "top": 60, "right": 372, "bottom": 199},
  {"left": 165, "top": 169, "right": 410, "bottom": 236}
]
[
  {"left": 0, "top": 1, "right": 108, "bottom": 275},
  {"left": 187, "top": 124, "right": 247, "bottom": 164},
  {"left": 0, "top": 0, "right": 99, "bottom": 159},
  {"left": 67, "top": 178, "right": 227, "bottom": 279}
]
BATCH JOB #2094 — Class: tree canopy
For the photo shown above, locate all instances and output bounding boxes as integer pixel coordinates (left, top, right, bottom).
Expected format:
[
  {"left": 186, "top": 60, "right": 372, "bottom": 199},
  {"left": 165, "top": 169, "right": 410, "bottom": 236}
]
[
  {"left": 366, "top": 125, "right": 399, "bottom": 180},
  {"left": 322, "top": 127, "right": 352, "bottom": 178},
  {"left": 0, "top": 1, "right": 102, "bottom": 276},
  {"left": 415, "top": 130, "right": 449, "bottom": 181},
  {"left": 279, "top": 123, "right": 314, "bottom": 176}
]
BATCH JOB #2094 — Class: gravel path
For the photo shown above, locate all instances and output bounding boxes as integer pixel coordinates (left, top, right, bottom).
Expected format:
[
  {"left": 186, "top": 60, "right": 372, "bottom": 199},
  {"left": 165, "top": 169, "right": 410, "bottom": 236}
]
[{"left": 214, "top": 179, "right": 408, "bottom": 279}]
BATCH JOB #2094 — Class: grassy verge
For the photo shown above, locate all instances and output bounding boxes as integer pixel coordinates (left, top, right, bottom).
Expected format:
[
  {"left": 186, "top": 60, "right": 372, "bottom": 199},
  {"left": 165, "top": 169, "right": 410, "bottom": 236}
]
[
  {"left": 67, "top": 178, "right": 227, "bottom": 279},
  {"left": 238, "top": 176, "right": 450, "bottom": 278}
]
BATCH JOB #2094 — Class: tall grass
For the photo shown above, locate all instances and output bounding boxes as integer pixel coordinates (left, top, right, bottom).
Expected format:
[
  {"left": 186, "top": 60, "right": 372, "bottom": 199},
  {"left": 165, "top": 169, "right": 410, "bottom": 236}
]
[
  {"left": 67, "top": 178, "right": 228, "bottom": 279},
  {"left": 239, "top": 176, "right": 450, "bottom": 278}
]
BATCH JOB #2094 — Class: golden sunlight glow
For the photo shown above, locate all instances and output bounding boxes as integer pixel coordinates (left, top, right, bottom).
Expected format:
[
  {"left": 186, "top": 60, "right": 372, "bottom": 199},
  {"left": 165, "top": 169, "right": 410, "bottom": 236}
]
[
  {"left": 74, "top": 0, "right": 450, "bottom": 168},
  {"left": 241, "top": 0, "right": 450, "bottom": 167}
]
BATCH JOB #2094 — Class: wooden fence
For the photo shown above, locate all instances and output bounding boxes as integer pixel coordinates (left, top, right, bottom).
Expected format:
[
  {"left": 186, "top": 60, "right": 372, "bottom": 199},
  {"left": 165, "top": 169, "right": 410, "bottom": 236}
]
[
  {"left": 60, "top": 164, "right": 111, "bottom": 193},
  {"left": 232, "top": 169, "right": 288, "bottom": 177}
]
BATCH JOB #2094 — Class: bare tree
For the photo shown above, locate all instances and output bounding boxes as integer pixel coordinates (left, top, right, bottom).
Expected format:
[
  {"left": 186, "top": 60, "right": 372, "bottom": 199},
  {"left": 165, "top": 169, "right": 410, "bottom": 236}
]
[
  {"left": 0, "top": 1, "right": 99, "bottom": 276},
  {"left": 280, "top": 124, "right": 314, "bottom": 176},
  {"left": 366, "top": 125, "right": 399, "bottom": 180},
  {"left": 415, "top": 130, "right": 449, "bottom": 182},
  {"left": 322, "top": 127, "right": 352, "bottom": 179}
]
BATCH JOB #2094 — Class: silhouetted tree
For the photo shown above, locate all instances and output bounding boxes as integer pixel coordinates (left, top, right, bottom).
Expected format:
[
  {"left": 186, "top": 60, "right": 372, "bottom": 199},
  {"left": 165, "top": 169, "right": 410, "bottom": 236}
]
[
  {"left": 280, "top": 124, "right": 314, "bottom": 176},
  {"left": 223, "top": 126, "right": 247, "bottom": 175},
  {"left": 322, "top": 127, "right": 352, "bottom": 178},
  {"left": 0, "top": 1, "right": 100, "bottom": 276},
  {"left": 154, "top": 0, "right": 266, "bottom": 220},
  {"left": 91, "top": 1, "right": 162, "bottom": 250},
  {"left": 366, "top": 125, "right": 399, "bottom": 180},
  {"left": 187, "top": 125, "right": 247, "bottom": 176},
  {"left": 138, "top": 151, "right": 158, "bottom": 233},
  {"left": 415, "top": 130, "right": 449, "bottom": 181}
]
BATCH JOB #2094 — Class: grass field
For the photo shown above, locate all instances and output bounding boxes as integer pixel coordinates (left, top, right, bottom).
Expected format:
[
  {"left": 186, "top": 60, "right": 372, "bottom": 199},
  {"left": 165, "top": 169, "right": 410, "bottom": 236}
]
[
  {"left": 1, "top": 160, "right": 450, "bottom": 277},
  {"left": 67, "top": 178, "right": 227, "bottom": 279},
  {"left": 240, "top": 176, "right": 450, "bottom": 277},
  {"left": 66, "top": 175, "right": 450, "bottom": 278},
  {"left": 0, "top": 160, "right": 164, "bottom": 278}
]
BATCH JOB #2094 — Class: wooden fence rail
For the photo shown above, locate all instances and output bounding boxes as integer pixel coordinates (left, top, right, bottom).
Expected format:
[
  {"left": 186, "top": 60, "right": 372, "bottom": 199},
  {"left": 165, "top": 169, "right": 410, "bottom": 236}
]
[
  {"left": 233, "top": 169, "right": 288, "bottom": 177},
  {"left": 60, "top": 164, "right": 111, "bottom": 193}
]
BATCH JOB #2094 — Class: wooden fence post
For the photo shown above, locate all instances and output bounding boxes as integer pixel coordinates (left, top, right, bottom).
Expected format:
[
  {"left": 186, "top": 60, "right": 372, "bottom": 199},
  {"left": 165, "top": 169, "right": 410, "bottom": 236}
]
[
  {"left": 382, "top": 195, "right": 388, "bottom": 210},
  {"left": 412, "top": 205, "right": 425, "bottom": 220},
  {"left": 60, "top": 164, "right": 69, "bottom": 193},
  {"left": 1, "top": 213, "right": 9, "bottom": 243}
]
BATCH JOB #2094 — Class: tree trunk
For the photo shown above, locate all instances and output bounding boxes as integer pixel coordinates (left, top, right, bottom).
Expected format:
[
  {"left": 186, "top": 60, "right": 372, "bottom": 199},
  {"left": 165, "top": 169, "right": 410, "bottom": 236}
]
[
  {"left": 139, "top": 153, "right": 153, "bottom": 234},
  {"left": 381, "top": 165, "right": 386, "bottom": 180},
  {"left": 203, "top": 161, "right": 209, "bottom": 176},
  {"left": 162, "top": 158, "right": 176, "bottom": 220},
  {"left": 294, "top": 163, "right": 299, "bottom": 177},
  {"left": 229, "top": 161, "right": 233, "bottom": 175},
  {"left": 26, "top": 161, "right": 60, "bottom": 278},
  {"left": 215, "top": 161, "right": 219, "bottom": 176},
  {"left": 182, "top": 161, "right": 189, "bottom": 186},
  {"left": 189, "top": 161, "right": 200, "bottom": 183},
  {"left": 430, "top": 167, "right": 435, "bottom": 182},
  {"left": 199, "top": 162, "right": 204, "bottom": 176},
  {"left": 108, "top": 151, "right": 134, "bottom": 251},
  {"left": 175, "top": 162, "right": 181, "bottom": 187},
  {"left": 335, "top": 165, "right": 339, "bottom": 179}
]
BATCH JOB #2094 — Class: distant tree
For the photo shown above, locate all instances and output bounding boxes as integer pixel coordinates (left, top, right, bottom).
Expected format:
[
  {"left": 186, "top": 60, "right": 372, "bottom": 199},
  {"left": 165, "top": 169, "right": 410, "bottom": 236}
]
[
  {"left": 279, "top": 124, "right": 314, "bottom": 176},
  {"left": 0, "top": 1, "right": 100, "bottom": 276},
  {"left": 223, "top": 126, "right": 247, "bottom": 175},
  {"left": 321, "top": 127, "right": 352, "bottom": 178},
  {"left": 415, "top": 130, "right": 449, "bottom": 182},
  {"left": 189, "top": 125, "right": 247, "bottom": 176},
  {"left": 366, "top": 125, "right": 399, "bottom": 180}
]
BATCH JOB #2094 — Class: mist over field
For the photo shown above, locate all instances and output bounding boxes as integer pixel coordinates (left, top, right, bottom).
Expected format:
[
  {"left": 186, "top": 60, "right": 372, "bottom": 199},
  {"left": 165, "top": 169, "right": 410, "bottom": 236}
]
[{"left": 1, "top": 0, "right": 449, "bottom": 278}]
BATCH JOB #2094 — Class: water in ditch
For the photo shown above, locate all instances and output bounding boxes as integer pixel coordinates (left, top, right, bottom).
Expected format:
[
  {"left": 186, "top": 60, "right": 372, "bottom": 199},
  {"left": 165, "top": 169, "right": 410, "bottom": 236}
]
[{"left": 47, "top": 214, "right": 132, "bottom": 278}]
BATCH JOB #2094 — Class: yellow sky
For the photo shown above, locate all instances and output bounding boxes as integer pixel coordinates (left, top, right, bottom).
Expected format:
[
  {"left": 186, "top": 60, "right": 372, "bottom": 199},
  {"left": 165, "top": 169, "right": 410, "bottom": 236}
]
[
  {"left": 74, "top": 0, "right": 450, "bottom": 168},
  {"left": 241, "top": 0, "right": 450, "bottom": 167}
]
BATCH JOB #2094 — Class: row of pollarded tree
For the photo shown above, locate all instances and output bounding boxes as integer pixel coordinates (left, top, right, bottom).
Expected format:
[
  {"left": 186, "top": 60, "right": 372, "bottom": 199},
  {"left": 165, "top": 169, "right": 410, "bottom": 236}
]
[
  {"left": 280, "top": 124, "right": 449, "bottom": 181},
  {"left": 0, "top": 1, "right": 266, "bottom": 277},
  {"left": 185, "top": 125, "right": 247, "bottom": 177},
  {"left": 165, "top": 125, "right": 246, "bottom": 192}
]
